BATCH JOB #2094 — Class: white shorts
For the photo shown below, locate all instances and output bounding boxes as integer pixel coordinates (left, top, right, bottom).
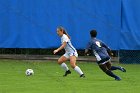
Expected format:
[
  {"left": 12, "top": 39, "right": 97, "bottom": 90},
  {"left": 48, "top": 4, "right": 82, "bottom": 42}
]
[{"left": 63, "top": 52, "right": 78, "bottom": 59}]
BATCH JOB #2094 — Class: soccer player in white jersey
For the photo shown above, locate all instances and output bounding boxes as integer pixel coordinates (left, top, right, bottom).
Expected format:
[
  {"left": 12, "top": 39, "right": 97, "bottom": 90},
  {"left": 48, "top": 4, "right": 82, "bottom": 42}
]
[{"left": 53, "top": 26, "right": 85, "bottom": 77}]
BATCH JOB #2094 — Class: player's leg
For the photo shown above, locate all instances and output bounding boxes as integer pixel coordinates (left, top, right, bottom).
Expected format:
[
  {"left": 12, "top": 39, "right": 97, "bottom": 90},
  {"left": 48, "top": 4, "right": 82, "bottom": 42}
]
[
  {"left": 58, "top": 55, "right": 71, "bottom": 76},
  {"left": 106, "top": 61, "right": 126, "bottom": 72},
  {"left": 69, "top": 56, "right": 85, "bottom": 77},
  {"left": 99, "top": 63, "right": 121, "bottom": 81}
]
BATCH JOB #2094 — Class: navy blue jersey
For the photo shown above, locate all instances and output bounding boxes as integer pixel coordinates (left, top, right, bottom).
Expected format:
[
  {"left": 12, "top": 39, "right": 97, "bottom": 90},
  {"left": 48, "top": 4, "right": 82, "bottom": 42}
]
[{"left": 86, "top": 38, "right": 111, "bottom": 61}]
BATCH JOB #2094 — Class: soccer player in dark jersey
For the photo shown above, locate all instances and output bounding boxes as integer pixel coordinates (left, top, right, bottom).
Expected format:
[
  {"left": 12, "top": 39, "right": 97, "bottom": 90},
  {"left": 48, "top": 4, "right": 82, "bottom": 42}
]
[{"left": 85, "top": 30, "right": 126, "bottom": 81}]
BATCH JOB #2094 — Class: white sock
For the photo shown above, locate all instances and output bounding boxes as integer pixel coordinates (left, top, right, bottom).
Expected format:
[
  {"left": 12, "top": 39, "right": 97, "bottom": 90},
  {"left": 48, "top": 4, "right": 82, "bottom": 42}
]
[
  {"left": 61, "top": 63, "right": 69, "bottom": 71},
  {"left": 74, "top": 66, "right": 84, "bottom": 75}
]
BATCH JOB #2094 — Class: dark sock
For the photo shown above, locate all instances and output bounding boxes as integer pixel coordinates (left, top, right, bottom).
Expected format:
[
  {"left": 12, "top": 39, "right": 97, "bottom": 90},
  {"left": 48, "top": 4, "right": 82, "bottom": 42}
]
[
  {"left": 105, "top": 70, "right": 118, "bottom": 78},
  {"left": 110, "top": 66, "right": 121, "bottom": 70}
]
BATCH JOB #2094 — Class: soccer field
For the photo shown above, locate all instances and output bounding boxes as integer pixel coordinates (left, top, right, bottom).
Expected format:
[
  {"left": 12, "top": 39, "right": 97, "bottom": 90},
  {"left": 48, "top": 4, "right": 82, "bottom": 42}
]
[{"left": 0, "top": 59, "right": 140, "bottom": 93}]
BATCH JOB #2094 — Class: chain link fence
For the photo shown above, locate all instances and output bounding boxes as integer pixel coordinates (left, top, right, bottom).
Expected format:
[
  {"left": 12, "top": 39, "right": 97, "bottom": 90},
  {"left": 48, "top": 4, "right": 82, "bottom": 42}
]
[
  {"left": 0, "top": 48, "right": 119, "bottom": 62},
  {"left": 119, "top": 50, "right": 140, "bottom": 64}
]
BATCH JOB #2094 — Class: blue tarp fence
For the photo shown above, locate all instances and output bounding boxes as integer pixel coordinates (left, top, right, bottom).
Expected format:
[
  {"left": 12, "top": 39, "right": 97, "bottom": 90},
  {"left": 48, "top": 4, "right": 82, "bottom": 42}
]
[{"left": 0, "top": 0, "right": 139, "bottom": 50}]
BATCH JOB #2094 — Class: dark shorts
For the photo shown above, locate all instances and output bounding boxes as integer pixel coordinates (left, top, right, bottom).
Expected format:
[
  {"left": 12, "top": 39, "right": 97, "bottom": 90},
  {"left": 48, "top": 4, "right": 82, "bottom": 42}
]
[{"left": 97, "top": 57, "right": 110, "bottom": 65}]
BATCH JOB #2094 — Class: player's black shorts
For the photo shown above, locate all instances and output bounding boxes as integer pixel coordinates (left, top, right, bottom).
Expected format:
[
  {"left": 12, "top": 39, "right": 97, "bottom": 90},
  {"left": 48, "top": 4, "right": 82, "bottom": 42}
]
[{"left": 97, "top": 57, "right": 110, "bottom": 65}]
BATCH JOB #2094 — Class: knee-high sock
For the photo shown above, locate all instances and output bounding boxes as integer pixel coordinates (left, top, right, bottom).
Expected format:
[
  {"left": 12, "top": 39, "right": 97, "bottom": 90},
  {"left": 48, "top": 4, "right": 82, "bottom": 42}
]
[
  {"left": 105, "top": 70, "right": 118, "bottom": 78},
  {"left": 61, "top": 63, "right": 69, "bottom": 71},
  {"left": 110, "top": 66, "right": 121, "bottom": 71},
  {"left": 74, "top": 66, "right": 84, "bottom": 75}
]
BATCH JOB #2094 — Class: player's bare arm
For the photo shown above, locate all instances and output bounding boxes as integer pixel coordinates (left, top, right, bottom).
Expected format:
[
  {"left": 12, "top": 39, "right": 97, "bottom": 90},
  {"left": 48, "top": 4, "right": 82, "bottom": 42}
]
[{"left": 53, "top": 42, "right": 67, "bottom": 54}]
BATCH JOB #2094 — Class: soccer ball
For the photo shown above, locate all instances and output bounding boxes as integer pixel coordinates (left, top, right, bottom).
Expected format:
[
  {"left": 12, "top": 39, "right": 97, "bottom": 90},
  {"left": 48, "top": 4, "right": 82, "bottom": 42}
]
[{"left": 25, "top": 69, "right": 34, "bottom": 76}]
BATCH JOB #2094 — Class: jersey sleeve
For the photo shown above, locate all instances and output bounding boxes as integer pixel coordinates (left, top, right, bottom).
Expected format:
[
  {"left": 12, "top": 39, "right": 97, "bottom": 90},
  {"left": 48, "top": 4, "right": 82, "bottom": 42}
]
[
  {"left": 101, "top": 41, "right": 111, "bottom": 51},
  {"left": 61, "top": 35, "right": 69, "bottom": 43},
  {"left": 86, "top": 41, "right": 92, "bottom": 50}
]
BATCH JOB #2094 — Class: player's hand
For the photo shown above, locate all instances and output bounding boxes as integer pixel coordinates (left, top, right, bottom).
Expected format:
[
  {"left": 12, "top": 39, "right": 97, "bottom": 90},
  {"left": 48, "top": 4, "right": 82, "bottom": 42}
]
[
  {"left": 85, "top": 49, "right": 89, "bottom": 56},
  {"left": 107, "top": 50, "right": 113, "bottom": 57},
  {"left": 84, "top": 52, "right": 89, "bottom": 56},
  {"left": 110, "top": 52, "right": 114, "bottom": 57},
  {"left": 53, "top": 49, "right": 58, "bottom": 54}
]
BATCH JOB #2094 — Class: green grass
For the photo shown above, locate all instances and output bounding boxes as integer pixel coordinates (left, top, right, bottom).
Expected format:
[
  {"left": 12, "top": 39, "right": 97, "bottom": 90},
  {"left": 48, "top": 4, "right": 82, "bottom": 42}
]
[{"left": 0, "top": 59, "right": 140, "bottom": 93}]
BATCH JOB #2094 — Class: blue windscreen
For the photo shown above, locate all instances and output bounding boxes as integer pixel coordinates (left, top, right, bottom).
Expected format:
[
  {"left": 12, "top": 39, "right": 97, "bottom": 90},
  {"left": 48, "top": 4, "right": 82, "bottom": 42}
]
[
  {"left": 121, "top": 0, "right": 140, "bottom": 50},
  {"left": 0, "top": 0, "right": 139, "bottom": 50}
]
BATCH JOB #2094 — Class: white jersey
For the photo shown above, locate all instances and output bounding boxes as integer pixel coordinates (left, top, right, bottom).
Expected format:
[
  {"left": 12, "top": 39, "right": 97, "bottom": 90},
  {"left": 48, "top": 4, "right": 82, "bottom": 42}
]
[{"left": 61, "top": 34, "right": 76, "bottom": 53}]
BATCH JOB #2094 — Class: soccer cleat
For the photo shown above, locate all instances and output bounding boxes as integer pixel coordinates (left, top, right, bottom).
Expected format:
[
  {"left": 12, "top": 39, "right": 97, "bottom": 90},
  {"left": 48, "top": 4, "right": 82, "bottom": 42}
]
[
  {"left": 80, "top": 74, "right": 85, "bottom": 78},
  {"left": 115, "top": 76, "right": 121, "bottom": 81},
  {"left": 63, "top": 70, "right": 71, "bottom": 77},
  {"left": 120, "top": 67, "right": 126, "bottom": 72}
]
